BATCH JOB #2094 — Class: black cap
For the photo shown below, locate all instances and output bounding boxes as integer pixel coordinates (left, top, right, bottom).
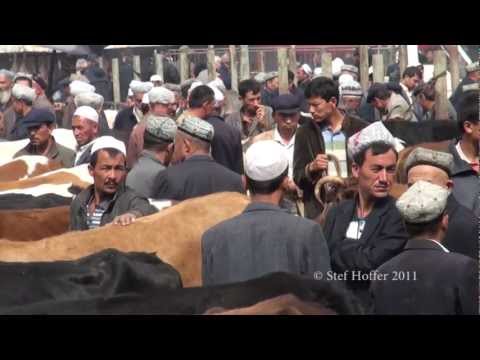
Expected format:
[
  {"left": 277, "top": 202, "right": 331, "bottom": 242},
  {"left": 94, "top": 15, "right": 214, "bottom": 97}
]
[
  {"left": 23, "top": 108, "right": 56, "bottom": 128},
  {"left": 272, "top": 94, "right": 300, "bottom": 114}
]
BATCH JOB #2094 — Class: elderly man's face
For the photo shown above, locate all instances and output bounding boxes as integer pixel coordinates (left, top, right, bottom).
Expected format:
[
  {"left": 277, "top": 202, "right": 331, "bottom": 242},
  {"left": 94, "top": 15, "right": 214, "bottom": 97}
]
[
  {"left": 0, "top": 74, "right": 12, "bottom": 91},
  {"left": 352, "top": 148, "right": 397, "bottom": 199},
  {"left": 72, "top": 116, "right": 99, "bottom": 146},
  {"left": 27, "top": 123, "right": 52, "bottom": 147},
  {"left": 342, "top": 96, "right": 362, "bottom": 111},
  {"left": 89, "top": 150, "right": 127, "bottom": 196},
  {"left": 407, "top": 164, "right": 451, "bottom": 189},
  {"left": 275, "top": 112, "right": 299, "bottom": 138},
  {"left": 297, "top": 69, "right": 307, "bottom": 82}
]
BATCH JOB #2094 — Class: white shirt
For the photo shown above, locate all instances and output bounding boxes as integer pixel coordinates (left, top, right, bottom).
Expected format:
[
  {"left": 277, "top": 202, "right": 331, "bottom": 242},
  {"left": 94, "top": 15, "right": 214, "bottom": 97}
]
[
  {"left": 400, "top": 82, "right": 413, "bottom": 105},
  {"left": 273, "top": 127, "right": 296, "bottom": 179},
  {"left": 426, "top": 238, "right": 450, "bottom": 253}
]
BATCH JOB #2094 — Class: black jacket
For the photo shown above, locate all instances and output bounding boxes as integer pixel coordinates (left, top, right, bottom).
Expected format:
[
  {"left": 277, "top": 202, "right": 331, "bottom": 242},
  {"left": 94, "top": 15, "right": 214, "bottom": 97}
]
[
  {"left": 113, "top": 107, "right": 137, "bottom": 145},
  {"left": 293, "top": 115, "right": 368, "bottom": 219},
  {"left": 443, "top": 195, "right": 478, "bottom": 259},
  {"left": 323, "top": 196, "right": 408, "bottom": 305},
  {"left": 151, "top": 155, "right": 244, "bottom": 201},
  {"left": 450, "top": 76, "right": 476, "bottom": 112},
  {"left": 371, "top": 239, "right": 478, "bottom": 315},
  {"left": 206, "top": 115, "right": 244, "bottom": 174},
  {"left": 70, "top": 183, "right": 157, "bottom": 231}
]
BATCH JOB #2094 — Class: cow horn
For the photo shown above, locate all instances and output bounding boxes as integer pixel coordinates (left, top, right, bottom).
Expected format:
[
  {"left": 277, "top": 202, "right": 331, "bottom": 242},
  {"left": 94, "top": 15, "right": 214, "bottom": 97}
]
[
  {"left": 326, "top": 153, "right": 342, "bottom": 177},
  {"left": 314, "top": 176, "right": 346, "bottom": 205}
]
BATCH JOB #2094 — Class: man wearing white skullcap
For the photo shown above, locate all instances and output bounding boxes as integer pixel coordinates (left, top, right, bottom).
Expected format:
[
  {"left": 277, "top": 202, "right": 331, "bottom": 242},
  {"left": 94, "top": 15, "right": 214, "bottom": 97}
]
[
  {"left": 61, "top": 80, "right": 95, "bottom": 130},
  {"left": 126, "top": 86, "right": 176, "bottom": 169},
  {"left": 371, "top": 180, "right": 477, "bottom": 315},
  {"left": 69, "top": 135, "right": 157, "bottom": 231},
  {"left": 113, "top": 81, "right": 154, "bottom": 143},
  {"left": 323, "top": 136, "right": 407, "bottom": 308},
  {"left": 201, "top": 139, "right": 331, "bottom": 286},
  {"left": 296, "top": 64, "right": 312, "bottom": 92},
  {"left": 151, "top": 116, "right": 244, "bottom": 201},
  {"left": 73, "top": 91, "right": 111, "bottom": 136},
  {"left": 72, "top": 105, "right": 100, "bottom": 166},
  {"left": 7, "top": 84, "right": 37, "bottom": 140},
  {"left": 150, "top": 74, "right": 163, "bottom": 87}
]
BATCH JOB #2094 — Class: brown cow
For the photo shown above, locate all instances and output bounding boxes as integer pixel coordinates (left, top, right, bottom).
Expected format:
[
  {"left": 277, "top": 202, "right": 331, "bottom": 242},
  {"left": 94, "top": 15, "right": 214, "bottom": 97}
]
[
  {"left": 0, "top": 206, "right": 70, "bottom": 241},
  {"left": 204, "top": 294, "right": 337, "bottom": 315},
  {"left": 0, "top": 169, "right": 91, "bottom": 192},
  {"left": 0, "top": 157, "right": 63, "bottom": 182},
  {"left": 0, "top": 192, "right": 250, "bottom": 287}
]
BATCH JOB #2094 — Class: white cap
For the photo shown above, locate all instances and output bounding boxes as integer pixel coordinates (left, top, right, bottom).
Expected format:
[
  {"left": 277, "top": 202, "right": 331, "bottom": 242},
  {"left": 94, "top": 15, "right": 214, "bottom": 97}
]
[
  {"left": 150, "top": 75, "right": 163, "bottom": 82},
  {"left": 338, "top": 73, "right": 354, "bottom": 86},
  {"left": 208, "top": 78, "right": 226, "bottom": 93},
  {"left": 70, "top": 80, "right": 95, "bottom": 97},
  {"left": 128, "top": 88, "right": 133, "bottom": 97},
  {"left": 129, "top": 80, "right": 153, "bottom": 94},
  {"left": 74, "top": 92, "right": 104, "bottom": 109},
  {"left": 11, "top": 84, "right": 36, "bottom": 102},
  {"left": 73, "top": 106, "right": 99, "bottom": 123},
  {"left": 313, "top": 67, "right": 323, "bottom": 77},
  {"left": 188, "top": 81, "right": 204, "bottom": 95},
  {"left": 348, "top": 122, "right": 396, "bottom": 158},
  {"left": 332, "top": 57, "right": 345, "bottom": 76},
  {"left": 91, "top": 136, "right": 126, "bottom": 157},
  {"left": 142, "top": 93, "right": 150, "bottom": 104},
  {"left": 301, "top": 64, "right": 312, "bottom": 76},
  {"left": 148, "top": 86, "right": 175, "bottom": 104},
  {"left": 208, "top": 84, "right": 224, "bottom": 106},
  {"left": 244, "top": 140, "right": 289, "bottom": 181}
]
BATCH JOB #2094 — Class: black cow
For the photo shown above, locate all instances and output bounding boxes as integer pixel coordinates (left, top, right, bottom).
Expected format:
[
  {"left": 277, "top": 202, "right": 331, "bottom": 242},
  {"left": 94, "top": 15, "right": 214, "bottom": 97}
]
[{"left": 384, "top": 120, "right": 460, "bottom": 146}]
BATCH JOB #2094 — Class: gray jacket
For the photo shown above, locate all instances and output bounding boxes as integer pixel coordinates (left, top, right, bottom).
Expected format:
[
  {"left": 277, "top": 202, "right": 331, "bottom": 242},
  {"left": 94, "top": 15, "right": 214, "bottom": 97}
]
[
  {"left": 126, "top": 150, "right": 166, "bottom": 198},
  {"left": 70, "top": 183, "right": 158, "bottom": 231},
  {"left": 202, "top": 202, "right": 331, "bottom": 286},
  {"left": 449, "top": 140, "right": 480, "bottom": 217},
  {"left": 225, "top": 106, "right": 274, "bottom": 143}
]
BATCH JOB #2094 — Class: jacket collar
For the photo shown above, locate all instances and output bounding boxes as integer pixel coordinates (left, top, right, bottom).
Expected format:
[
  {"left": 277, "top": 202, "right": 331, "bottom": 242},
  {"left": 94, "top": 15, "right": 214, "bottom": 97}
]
[
  {"left": 24, "top": 136, "right": 60, "bottom": 158},
  {"left": 76, "top": 182, "right": 127, "bottom": 209},
  {"left": 243, "top": 201, "right": 288, "bottom": 214},
  {"left": 448, "top": 139, "right": 476, "bottom": 176},
  {"left": 404, "top": 238, "right": 449, "bottom": 252},
  {"left": 184, "top": 154, "right": 213, "bottom": 163},
  {"left": 140, "top": 150, "right": 164, "bottom": 165}
]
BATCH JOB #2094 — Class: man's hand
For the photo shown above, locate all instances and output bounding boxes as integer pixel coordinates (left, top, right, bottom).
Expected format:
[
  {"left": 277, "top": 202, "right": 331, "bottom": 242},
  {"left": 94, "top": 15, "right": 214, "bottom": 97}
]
[
  {"left": 309, "top": 154, "right": 329, "bottom": 173},
  {"left": 256, "top": 105, "right": 267, "bottom": 127},
  {"left": 113, "top": 213, "right": 137, "bottom": 226}
]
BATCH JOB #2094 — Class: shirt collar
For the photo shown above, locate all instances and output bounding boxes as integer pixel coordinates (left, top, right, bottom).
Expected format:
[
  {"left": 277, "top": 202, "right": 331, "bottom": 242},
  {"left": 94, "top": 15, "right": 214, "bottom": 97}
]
[
  {"left": 425, "top": 239, "right": 450, "bottom": 253},
  {"left": 455, "top": 142, "right": 479, "bottom": 170},
  {"left": 273, "top": 127, "right": 296, "bottom": 147}
]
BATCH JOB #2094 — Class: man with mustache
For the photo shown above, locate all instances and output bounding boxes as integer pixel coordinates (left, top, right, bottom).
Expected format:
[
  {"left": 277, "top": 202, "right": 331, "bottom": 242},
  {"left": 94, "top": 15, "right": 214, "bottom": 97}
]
[
  {"left": 0, "top": 69, "right": 15, "bottom": 139},
  {"left": 70, "top": 136, "right": 157, "bottom": 231},
  {"left": 13, "top": 108, "right": 75, "bottom": 167},
  {"left": 322, "top": 124, "right": 408, "bottom": 308}
]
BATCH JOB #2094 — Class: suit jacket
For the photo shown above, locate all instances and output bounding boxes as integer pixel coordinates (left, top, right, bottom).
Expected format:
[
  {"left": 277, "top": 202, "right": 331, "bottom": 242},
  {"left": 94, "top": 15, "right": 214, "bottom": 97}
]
[
  {"left": 293, "top": 114, "right": 368, "bottom": 219},
  {"left": 443, "top": 195, "right": 478, "bottom": 259},
  {"left": 385, "top": 92, "right": 414, "bottom": 121},
  {"left": 151, "top": 155, "right": 244, "bottom": 201},
  {"left": 371, "top": 238, "right": 478, "bottom": 315},
  {"left": 202, "top": 202, "right": 331, "bottom": 286},
  {"left": 206, "top": 115, "right": 244, "bottom": 175},
  {"left": 323, "top": 196, "right": 408, "bottom": 305}
]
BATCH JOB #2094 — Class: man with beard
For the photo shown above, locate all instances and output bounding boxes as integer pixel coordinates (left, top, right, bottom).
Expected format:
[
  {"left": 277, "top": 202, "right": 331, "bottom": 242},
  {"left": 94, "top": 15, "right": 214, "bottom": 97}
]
[
  {"left": 0, "top": 69, "right": 15, "bottom": 139},
  {"left": 72, "top": 106, "right": 100, "bottom": 166},
  {"left": 13, "top": 108, "right": 75, "bottom": 167},
  {"left": 293, "top": 77, "right": 368, "bottom": 219},
  {"left": 69, "top": 136, "right": 157, "bottom": 231},
  {"left": 6, "top": 84, "right": 37, "bottom": 141}
]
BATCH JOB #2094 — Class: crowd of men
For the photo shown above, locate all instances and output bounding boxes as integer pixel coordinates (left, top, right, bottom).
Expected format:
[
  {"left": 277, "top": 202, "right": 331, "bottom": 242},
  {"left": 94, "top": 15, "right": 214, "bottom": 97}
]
[{"left": 0, "top": 50, "right": 478, "bottom": 315}]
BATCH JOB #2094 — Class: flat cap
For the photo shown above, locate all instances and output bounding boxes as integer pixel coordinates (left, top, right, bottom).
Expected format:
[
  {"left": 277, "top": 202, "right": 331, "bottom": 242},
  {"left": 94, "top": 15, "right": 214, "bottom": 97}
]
[
  {"left": 70, "top": 80, "right": 95, "bottom": 97},
  {"left": 264, "top": 71, "right": 279, "bottom": 82},
  {"left": 254, "top": 72, "right": 267, "bottom": 83},
  {"left": 396, "top": 180, "right": 449, "bottom": 224},
  {"left": 23, "top": 108, "right": 56, "bottom": 128},
  {"left": 178, "top": 116, "right": 214, "bottom": 142},
  {"left": 11, "top": 84, "right": 36, "bottom": 102},
  {"left": 148, "top": 86, "right": 175, "bottom": 104},
  {"left": 272, "top": 94, "right": 301, "bottom": 114},
  {"left": 245, "top": 140, "right": 289, "bottom": 181},
  {"left": 404, "top": 147, "right": 454, "bottom": 177},
  {"left": 145, "top": 115, "right": 177, "bottom": 143}
]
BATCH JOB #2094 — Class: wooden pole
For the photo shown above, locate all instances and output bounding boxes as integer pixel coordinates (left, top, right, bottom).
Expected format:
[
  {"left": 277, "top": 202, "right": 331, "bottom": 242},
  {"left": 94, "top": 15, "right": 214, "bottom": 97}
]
[
  {"left": 258, "top": 51, "right": 265, "bottom": 73},
  {"left": 111, "top": 58, "right": 121, "bottom": 106},
  {"left": 447, "top": 45, "right": 460, "bottom": 90},
  {"left": 433, "top": 50, "right": 449, "bottom": 121},
  {"left": 229, "top": 45, "right": 238, "bottom": 92},
  {"left": 179, "top": 46, "right": 190, "bottom": 84},
  {"left": 321, "top": 52, "right": 332, "bottom": 79},
  {"left": 399, "top": 45, "right": 408, "bottom": 77},
  {"left": 240, "top": 45, "right": 250, "bottom": 81},
  {"left": 154, "top": 50, "right": 164, "bottom": 83},
  {"left": 207, "top": 45, "right": 216, "bottom": 82},
  {"left": 277, "top": 47, "right": 289, "bottom": 95},
  {"left": 359, "top": 45, "right": 369, "bottom": 91},
  {"left": 288, "top": 45, "right": 297, "bottom": 85},
  {"left": 372, "top": 53, "right": 384, "bottom": 83},
  {"left": 133, "top": 55, "right": 141, "bottom": 80}
]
